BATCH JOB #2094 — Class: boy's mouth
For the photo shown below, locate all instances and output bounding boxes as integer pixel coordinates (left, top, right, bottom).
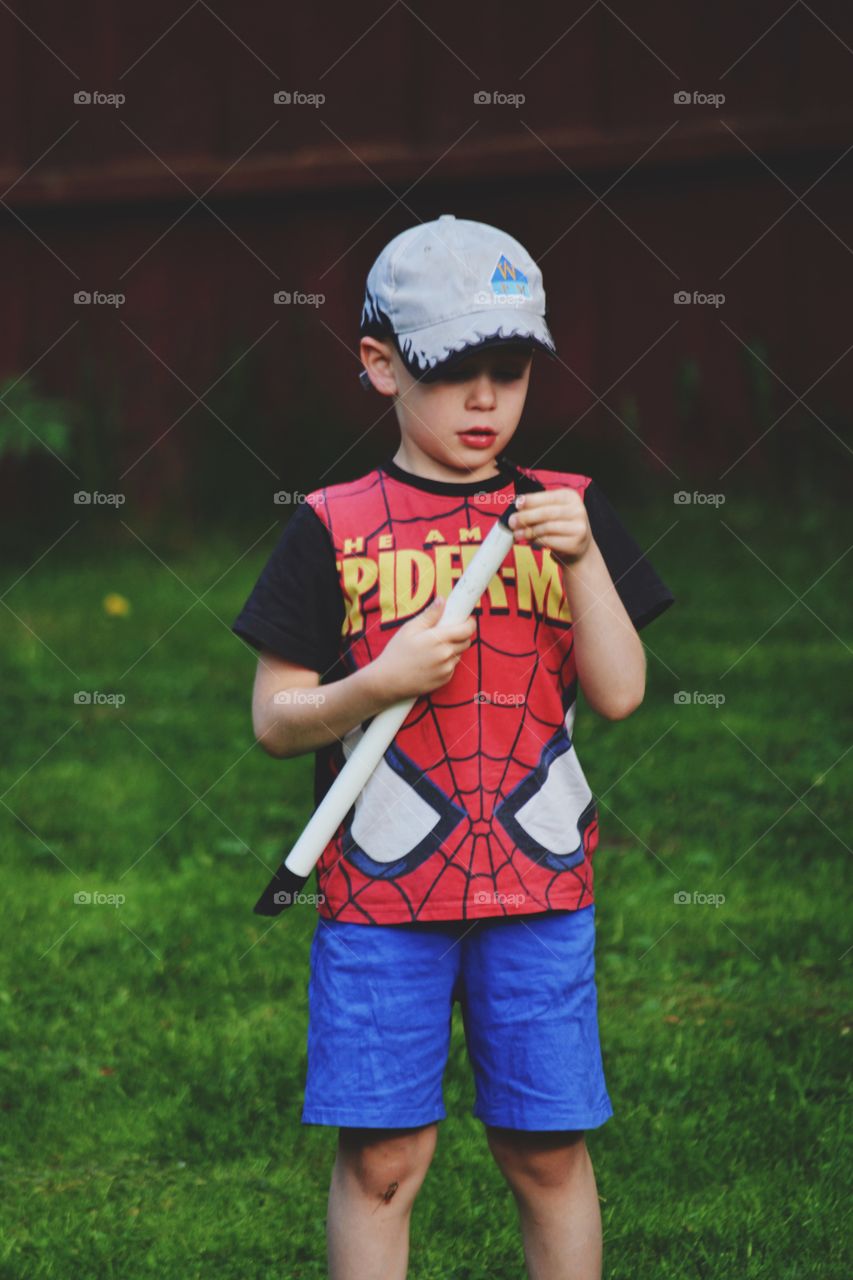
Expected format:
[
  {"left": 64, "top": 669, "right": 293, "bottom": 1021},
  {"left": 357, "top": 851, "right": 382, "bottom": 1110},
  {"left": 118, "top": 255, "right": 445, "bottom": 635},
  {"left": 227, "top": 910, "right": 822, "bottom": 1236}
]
[{"left": 457, "top": 427, "right": 496, "bottom": 449}]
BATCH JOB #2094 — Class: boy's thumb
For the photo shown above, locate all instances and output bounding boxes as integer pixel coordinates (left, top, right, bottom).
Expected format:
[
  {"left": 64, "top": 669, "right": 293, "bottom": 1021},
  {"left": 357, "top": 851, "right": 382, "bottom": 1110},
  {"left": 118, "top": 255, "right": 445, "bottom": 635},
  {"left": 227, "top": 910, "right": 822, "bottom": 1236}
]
[{"left": 423, "top": 595, "right": 445, "bottom": 625}]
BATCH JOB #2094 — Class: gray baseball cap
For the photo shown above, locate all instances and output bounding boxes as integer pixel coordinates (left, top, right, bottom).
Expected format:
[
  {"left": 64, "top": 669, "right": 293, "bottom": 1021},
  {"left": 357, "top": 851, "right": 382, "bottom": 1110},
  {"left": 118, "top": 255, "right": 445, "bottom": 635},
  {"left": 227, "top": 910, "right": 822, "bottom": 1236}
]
[{"left": 358, "top": 213, "right": 557, "bottom": 390}]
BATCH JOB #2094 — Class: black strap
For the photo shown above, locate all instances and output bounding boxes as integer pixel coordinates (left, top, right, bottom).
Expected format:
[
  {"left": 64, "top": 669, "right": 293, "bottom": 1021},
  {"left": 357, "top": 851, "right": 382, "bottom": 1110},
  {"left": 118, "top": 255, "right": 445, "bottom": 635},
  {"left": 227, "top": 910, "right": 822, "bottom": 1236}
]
[{"left": 495, "top": 453, "right": 546, "bottom": 497}]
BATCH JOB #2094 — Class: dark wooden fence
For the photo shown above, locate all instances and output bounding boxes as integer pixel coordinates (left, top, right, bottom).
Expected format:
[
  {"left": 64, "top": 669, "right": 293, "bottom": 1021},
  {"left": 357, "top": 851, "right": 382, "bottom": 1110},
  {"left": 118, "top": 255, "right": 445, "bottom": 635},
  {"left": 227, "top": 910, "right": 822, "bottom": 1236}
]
[{"left": 1, "top": 0, "right": 851, "bottom": 515}]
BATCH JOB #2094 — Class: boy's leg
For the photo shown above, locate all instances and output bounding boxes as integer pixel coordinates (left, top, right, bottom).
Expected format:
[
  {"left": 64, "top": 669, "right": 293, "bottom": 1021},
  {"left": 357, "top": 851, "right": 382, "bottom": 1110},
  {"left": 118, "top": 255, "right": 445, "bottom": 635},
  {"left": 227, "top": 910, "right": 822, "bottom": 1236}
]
[
  {"left": 327, "top": 1122, "right": 438, "bottom": 1280},
  {"left": 485, "top": 1127, "right": 602, "bottom": 1280},
  {"left": 301, "top": 916, "right": 461, "bottom": 1275},
  {"left": 458, "top": 907, "right": 611, "bottom": 1279}
]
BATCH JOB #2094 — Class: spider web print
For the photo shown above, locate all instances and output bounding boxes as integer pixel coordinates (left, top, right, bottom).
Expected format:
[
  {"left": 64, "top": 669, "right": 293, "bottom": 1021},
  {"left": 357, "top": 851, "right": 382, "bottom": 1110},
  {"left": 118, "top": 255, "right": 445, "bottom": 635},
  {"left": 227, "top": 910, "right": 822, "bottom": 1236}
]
[{"left": 310, "top": 464, "right": 600, "bottom": 924}]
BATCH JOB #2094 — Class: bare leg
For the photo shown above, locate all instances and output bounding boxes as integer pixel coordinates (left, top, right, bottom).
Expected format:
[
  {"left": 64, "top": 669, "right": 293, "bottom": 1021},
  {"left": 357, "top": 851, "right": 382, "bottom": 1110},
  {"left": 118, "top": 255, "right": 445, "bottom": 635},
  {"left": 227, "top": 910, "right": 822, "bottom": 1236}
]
[
  {"left": 327, "top": 1123, "right": 438, "bottom": 1280},
  {"left": 486, "top": 1127, "right": 602, "bottom": 1280}
]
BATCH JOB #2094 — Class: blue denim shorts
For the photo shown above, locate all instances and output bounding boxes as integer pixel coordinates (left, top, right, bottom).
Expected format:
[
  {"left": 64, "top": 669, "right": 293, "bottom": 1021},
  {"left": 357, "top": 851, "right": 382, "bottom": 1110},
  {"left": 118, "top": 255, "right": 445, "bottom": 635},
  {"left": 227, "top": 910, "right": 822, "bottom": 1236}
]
[{"left": 301, "top": 904, "right": 613, "bottom": 1132}]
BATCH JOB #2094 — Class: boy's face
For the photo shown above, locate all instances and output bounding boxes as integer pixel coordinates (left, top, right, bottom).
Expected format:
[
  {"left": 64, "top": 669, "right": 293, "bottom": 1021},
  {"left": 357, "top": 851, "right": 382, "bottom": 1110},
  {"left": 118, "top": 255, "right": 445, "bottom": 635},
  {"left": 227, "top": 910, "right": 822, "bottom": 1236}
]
[{"left": 362, "top": 338, "right": 534, "bottom": 481}]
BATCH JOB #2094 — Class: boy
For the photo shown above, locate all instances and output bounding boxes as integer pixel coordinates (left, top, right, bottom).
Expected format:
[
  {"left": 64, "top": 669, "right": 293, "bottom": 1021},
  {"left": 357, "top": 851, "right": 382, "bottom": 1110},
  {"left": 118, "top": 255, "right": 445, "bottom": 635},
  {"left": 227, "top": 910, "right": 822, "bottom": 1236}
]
[{"left": 232, "top": 214, "right": 675, "bottom": 1280}]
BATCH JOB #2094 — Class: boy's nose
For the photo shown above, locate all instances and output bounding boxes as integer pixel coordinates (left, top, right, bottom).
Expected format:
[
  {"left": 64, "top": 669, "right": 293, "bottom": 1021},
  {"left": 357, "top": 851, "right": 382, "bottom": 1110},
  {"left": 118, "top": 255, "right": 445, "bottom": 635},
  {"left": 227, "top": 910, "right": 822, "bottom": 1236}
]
[{"left": 466, "top": 375, "right": 498, "bottom": 406}]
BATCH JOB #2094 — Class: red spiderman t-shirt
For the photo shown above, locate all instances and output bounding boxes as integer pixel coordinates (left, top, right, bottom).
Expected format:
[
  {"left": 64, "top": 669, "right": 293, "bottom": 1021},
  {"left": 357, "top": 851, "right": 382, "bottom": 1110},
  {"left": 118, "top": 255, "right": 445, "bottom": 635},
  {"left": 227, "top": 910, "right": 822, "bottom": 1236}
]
[{"left": 232, "top": 456, "right": 675, "bottom": 924}]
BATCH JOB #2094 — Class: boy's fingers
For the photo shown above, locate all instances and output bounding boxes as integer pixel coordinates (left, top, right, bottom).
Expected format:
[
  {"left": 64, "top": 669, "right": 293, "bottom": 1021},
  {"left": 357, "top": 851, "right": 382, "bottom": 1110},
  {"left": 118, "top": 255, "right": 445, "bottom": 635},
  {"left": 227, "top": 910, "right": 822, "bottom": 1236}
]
[
  {"left": 438, "top": 623, "right": 476, "bottom": 641},
  {"left": 517, "top": 520, "right": 569, "bottom": 538},
  {"left": 517, "top": 510, "right": 587, "bottom": 533},
  {"left": 419, "top": 596, "right": 446, "bottom": 625},
  {"left": 514, "top": 503, "right": 578, "bottom": 526},
  {"left": 513, "top": 503, "right": 584, "bottom": 533}
]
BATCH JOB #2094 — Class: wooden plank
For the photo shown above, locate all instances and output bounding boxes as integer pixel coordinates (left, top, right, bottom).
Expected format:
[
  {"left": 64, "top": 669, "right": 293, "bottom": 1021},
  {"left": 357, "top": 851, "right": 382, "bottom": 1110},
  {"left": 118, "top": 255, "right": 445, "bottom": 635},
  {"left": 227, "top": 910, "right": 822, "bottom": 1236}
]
[{"left": 3, "top": 110, "right": 853, "bottom": 209}]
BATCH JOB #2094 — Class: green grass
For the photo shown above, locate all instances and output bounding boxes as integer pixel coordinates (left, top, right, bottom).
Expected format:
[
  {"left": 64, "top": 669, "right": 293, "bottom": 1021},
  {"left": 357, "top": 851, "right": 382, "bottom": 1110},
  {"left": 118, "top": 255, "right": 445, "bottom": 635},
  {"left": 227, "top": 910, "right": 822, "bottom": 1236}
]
[{"left": 0, "top": 499, "right": 850, "bottom": 1278}]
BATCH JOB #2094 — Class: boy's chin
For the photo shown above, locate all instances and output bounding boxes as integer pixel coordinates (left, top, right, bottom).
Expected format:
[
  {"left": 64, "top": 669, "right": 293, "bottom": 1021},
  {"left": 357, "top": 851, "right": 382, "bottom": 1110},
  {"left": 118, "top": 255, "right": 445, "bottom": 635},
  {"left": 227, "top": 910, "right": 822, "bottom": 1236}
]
[{"left": 448, "top": 450, "right": 503, "bottom": 476}]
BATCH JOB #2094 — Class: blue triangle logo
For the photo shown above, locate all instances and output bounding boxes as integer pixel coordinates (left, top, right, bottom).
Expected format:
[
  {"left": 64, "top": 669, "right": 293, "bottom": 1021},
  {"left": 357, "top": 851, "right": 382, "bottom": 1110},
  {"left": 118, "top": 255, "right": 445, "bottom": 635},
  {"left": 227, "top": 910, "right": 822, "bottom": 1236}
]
[{"left": 490, "top": 253, "right": 531, "bottom": 298}]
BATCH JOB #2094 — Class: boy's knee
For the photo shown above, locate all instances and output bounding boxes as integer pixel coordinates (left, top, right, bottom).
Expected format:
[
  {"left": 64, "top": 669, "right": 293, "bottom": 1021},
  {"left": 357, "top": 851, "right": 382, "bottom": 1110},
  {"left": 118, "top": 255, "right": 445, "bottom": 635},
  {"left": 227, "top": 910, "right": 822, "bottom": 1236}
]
[
  {"left": 336, "top": 1123, "right": 438, "bottom": 1202},
  {"left": 486, "top": 1127, "right": 588, "bottom": 1193}
]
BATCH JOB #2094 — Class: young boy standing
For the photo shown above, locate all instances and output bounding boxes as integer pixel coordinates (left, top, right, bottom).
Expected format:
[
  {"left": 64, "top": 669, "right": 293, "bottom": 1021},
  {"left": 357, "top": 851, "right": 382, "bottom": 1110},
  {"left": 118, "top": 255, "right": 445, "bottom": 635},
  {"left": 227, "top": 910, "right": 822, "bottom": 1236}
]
[{"left": 232, "top": 214, "right": 675, "bottom": 1280}]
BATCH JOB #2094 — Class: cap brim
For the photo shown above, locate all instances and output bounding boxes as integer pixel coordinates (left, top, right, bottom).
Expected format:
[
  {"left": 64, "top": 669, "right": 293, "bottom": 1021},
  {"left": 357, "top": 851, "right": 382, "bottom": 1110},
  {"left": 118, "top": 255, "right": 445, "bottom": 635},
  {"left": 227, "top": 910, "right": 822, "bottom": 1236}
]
[
  {"left": 397, "top": 308, "right": 556, "bottom": 383},
  {"left": 358, "top": 312, "right": 557, "bottom": 389},
  {"left": 419, "top": 334, "right": 556, "bottom": 383}
]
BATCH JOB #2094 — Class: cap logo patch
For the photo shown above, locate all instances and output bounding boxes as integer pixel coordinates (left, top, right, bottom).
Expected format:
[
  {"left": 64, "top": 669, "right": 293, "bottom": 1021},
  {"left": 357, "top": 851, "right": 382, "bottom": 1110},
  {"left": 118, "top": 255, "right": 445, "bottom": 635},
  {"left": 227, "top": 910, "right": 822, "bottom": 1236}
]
[{"left": 490, "top": 254, "right": 531, "bottom": 298}]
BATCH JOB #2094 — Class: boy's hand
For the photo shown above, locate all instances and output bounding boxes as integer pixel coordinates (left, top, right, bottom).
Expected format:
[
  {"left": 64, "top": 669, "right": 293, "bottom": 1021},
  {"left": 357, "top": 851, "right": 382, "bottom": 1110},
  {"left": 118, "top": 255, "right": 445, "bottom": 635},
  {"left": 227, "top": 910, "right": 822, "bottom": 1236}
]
[
  {"left": 371, "top": 597, "right": 477, "bottom": 701},
  {"left": 508, "top": 488, "right": 591, "bottom": 567}
]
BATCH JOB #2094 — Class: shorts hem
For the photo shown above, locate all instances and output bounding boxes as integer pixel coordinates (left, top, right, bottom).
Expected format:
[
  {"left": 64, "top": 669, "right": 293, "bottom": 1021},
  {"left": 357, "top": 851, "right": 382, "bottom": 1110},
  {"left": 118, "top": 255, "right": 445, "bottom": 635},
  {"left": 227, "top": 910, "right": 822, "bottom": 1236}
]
[
  {"left": 301, "top": 1109, "right": 446, "bottom": 1128},
  {"left": 474, "top": 1104, "right": 613, "bottom": 1131}
]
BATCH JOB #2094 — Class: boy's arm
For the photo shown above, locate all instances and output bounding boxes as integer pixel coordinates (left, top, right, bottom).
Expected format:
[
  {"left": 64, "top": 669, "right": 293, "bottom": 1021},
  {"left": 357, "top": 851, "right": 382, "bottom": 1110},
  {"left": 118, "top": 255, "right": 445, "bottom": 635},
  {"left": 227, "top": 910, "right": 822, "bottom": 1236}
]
[
  {"left": 251, "top": 651, "right": 397, "bottom": 759},
  {"left": 509, "top": 483, "right": 675, "bottom": 721},
  {"left": 251, "top": 597, "right": 475, "bottom": 758},
  {"left": 559, "top": 543, "right": 647, "bottom": 720}
]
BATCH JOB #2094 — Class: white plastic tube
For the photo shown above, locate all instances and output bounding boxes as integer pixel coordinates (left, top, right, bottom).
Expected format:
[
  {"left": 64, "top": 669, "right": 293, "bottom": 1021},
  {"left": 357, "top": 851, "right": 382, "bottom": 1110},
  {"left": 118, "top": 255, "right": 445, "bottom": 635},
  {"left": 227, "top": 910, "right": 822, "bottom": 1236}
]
[{"left": 284, "top": 513, "right": 514, "bottom": 877}]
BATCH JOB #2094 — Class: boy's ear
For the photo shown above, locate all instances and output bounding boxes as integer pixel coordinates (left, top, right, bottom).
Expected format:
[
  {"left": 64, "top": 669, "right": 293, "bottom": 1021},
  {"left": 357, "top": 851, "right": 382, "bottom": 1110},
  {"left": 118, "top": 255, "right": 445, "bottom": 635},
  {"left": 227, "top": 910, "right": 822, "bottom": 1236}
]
[{"left": 359, "top": 337, "right": 399, "bottom": 395}]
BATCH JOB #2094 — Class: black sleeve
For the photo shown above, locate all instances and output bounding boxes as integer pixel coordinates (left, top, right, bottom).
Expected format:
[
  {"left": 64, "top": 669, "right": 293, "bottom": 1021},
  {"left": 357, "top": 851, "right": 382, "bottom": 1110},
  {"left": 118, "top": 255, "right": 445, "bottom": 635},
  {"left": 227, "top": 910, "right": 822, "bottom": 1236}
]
[
  {"left": 583, "top": 480, "right": 676, "bottom": 631},
  {"left": 231, "top": 502, "right": 345, "bottom": 676}
]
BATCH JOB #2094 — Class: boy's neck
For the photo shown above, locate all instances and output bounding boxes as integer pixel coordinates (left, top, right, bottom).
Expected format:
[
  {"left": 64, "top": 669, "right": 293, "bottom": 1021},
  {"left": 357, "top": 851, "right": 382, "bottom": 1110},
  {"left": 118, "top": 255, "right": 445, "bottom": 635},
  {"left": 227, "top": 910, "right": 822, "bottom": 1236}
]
[{"left": 391, "top": 444, "right": 501, "bottom": 485}]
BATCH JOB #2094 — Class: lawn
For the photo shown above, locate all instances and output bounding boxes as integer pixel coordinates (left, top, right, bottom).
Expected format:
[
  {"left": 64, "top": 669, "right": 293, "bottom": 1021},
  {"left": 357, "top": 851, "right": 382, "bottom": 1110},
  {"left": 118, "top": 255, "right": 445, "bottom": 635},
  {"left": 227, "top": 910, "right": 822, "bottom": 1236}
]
[{"left": 0, "top": 497, "right": 850, "bottom": 1278}]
